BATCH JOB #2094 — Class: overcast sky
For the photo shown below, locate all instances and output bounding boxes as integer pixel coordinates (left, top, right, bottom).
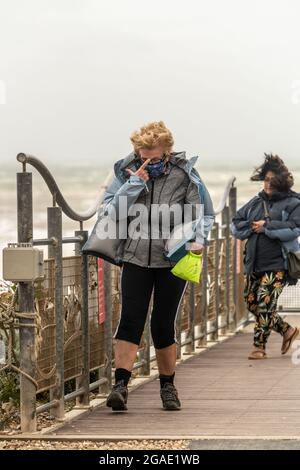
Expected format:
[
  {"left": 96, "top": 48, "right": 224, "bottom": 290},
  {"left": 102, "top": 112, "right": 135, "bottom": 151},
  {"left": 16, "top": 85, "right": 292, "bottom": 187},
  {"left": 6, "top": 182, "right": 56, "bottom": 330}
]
[{"left": 1, "top": 0, "right": 300, "bottom": 168}]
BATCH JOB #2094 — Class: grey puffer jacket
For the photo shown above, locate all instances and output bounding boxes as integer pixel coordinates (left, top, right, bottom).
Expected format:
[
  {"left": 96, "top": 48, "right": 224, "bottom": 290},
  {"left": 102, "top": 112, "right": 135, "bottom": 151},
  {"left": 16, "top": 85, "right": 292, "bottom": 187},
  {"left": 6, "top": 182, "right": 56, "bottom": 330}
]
[
  {"left": 231, "top": 190, "right": 300, "bottom": 279},
  {"left": 102, "top": 151, "right": 215, "bottom": 268}
]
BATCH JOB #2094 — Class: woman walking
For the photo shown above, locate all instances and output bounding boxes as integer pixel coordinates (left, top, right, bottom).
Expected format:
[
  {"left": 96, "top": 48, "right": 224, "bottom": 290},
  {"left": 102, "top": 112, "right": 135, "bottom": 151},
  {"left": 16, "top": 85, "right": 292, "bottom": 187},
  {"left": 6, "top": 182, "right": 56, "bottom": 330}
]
[
  {"left": 231, "top": 154, "right": 300, "bottom": 359},
  {"left": 100, "top": 121, "right": 214, "bottom": 411}
]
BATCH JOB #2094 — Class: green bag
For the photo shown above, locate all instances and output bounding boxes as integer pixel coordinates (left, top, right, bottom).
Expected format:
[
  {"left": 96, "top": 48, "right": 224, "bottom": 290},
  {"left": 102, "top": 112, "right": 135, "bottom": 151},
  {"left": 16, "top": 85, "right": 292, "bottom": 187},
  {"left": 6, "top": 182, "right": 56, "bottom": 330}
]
[{"left": 171, "top": 251, "right": 203, "bottom": 283}]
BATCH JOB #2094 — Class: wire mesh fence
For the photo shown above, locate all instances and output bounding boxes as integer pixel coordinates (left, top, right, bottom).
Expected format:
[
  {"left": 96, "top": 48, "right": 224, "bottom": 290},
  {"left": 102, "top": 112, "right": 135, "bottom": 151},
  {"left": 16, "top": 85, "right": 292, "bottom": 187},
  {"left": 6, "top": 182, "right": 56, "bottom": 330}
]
[{"left": 278, "top": 282, "right": 300, "bottom": 312}]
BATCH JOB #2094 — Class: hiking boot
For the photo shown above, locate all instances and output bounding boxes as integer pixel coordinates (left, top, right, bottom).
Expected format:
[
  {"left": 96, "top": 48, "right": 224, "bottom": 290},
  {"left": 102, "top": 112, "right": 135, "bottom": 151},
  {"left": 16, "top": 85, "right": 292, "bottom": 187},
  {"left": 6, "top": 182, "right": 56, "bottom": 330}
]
[
  {"left": 160, "top": 383, "right": 181, "bottom": 411},
  {"left": 106, "top": 380, "right": 128, "bottom": 411}
]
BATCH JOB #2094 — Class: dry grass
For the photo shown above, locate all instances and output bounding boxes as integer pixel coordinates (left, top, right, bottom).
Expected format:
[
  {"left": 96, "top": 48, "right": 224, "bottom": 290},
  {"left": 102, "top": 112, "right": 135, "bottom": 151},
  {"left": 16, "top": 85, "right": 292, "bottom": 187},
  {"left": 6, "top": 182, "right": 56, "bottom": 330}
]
[{"left": 0, "top": 439, "right": 189, "bottom": 450}]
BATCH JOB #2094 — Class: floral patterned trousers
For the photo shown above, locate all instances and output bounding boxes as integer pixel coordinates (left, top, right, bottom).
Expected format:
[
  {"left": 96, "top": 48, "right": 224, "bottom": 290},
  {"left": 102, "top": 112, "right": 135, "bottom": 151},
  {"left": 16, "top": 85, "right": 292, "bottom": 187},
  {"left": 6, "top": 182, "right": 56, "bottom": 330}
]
[{"left": 244, "top": 271, "right": 291, "bottom": 349}]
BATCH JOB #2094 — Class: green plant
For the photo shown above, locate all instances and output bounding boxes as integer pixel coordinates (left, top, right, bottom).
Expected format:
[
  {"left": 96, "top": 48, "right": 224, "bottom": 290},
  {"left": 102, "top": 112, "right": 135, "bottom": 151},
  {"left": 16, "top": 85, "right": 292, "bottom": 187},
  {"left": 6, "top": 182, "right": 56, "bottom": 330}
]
[{"left": 0, "top": 370, "right": 20, "bottom": 406}]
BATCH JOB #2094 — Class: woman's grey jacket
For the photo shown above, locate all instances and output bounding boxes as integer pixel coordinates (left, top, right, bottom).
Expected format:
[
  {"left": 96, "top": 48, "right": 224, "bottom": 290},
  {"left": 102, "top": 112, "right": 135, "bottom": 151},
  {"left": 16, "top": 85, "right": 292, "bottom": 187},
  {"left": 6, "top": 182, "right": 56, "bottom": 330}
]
[{"left": 99, "top": 151, "right": 215, "bottom": 267}]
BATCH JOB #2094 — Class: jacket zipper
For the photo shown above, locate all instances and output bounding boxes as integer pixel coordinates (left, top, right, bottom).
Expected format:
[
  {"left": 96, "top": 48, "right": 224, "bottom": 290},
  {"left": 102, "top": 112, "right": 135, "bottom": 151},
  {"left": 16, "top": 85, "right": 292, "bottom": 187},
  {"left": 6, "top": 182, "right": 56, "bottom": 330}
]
[{"left": 147, "top": 179, "right": 155, "bottom": 267}]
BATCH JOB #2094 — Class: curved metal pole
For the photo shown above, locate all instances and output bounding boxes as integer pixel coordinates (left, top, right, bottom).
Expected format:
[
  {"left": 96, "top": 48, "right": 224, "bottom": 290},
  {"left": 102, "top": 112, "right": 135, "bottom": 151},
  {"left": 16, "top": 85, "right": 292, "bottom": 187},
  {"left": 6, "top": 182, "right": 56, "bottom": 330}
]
[
  {"left": 213, "top": 176, "right": 236, "bottom": 215},
  {"left": 17, "top": 153, "right": 113, "bottom": 222}
]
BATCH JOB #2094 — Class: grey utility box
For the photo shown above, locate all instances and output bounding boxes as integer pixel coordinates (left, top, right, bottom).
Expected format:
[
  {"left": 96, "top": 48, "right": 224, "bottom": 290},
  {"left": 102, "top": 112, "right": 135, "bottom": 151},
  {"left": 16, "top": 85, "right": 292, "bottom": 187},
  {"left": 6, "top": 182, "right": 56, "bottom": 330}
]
[{"left": 2, "top": 243, "right": 44, "bottom": 282}]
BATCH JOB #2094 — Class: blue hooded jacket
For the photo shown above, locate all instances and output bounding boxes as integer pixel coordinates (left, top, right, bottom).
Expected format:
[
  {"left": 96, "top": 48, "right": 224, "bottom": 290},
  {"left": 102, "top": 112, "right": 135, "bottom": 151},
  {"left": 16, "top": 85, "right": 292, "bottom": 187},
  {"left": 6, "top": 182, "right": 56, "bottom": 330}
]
[{"left": 231, "top": 190, "right": 300, "bottom": 277}]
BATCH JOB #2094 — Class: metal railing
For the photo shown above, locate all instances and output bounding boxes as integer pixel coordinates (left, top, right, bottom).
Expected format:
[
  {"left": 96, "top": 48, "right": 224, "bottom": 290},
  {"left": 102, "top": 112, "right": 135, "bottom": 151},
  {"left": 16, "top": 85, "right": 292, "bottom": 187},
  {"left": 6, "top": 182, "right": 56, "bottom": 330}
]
[{"left": 1, "top": 153, "right": 248, "bottom": 432}]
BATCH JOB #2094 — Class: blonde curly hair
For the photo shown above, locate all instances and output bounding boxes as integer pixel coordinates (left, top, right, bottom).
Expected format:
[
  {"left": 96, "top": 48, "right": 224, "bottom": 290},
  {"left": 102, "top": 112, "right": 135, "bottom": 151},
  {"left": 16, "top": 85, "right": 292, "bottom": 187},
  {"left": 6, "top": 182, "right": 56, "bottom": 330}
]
[{"left": 130, "top": 121, "right": 174, "bottom": 158}]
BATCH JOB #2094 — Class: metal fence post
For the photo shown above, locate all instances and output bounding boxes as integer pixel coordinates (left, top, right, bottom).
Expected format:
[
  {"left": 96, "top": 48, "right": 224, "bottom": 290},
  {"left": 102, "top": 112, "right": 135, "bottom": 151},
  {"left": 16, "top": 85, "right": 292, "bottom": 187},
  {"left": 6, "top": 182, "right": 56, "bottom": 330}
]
[
  {"left": 198, "top": 244, "right": 208, "bottom": 346},
  {"left": 214, "top": 222, "right": 220, "bottom": 340},
  {"left": 48, "top": 206, "right": 64, "bottom": 419},
  {"left": 103, "top": 260, "right": 112, "bottom": 393},
  {"left": 211, "top": 223, "right": 220, "bottom": 341},
  {"left": 229, "top": 186, "right": 238, "bottom": 331},
  {"left": 75, "top": 230, "right": 90, "bottom": 407},
  {"left": 221, "top": 206, "right": 230, "bottom": 333},
  {"left": 17, "top": 171, "right": 37, "bottom": 432},
  {"left": 185, "top": 283, "right": 195, "bottom": 354}
]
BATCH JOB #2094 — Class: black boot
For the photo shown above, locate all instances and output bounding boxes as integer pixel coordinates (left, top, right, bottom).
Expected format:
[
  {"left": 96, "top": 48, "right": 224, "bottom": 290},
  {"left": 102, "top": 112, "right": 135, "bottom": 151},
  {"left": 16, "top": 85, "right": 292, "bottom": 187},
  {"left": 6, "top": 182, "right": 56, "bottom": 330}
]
[
  {"left": 160, "top": 382, "right": 181, "bottom": 411},
  {"left": 106, "top": 380, "right": 128, "bottom": 411}
]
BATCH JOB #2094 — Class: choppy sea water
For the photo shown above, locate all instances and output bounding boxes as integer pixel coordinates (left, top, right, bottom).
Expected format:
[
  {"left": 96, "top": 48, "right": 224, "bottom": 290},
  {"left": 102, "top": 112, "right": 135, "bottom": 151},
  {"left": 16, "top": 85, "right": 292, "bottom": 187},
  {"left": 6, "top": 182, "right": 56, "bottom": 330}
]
[{"left": 1, "top": 161, "right": 300, "bottom": 278}]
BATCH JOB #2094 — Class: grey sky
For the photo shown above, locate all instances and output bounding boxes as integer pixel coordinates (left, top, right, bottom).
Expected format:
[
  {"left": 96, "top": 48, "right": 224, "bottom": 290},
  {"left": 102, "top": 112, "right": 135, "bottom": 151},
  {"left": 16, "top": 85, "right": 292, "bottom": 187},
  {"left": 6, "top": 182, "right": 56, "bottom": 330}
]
[{"left": 1, "top": 0, "right": 300, "bottom": 168}]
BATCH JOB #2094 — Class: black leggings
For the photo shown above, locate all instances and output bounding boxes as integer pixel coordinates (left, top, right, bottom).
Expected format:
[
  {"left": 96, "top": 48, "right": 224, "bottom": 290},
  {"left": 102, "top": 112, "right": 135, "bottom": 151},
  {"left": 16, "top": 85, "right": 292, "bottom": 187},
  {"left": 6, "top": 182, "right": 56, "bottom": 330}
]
[{"left": 114, "top": 262, "right": 188, "bottom": 349}]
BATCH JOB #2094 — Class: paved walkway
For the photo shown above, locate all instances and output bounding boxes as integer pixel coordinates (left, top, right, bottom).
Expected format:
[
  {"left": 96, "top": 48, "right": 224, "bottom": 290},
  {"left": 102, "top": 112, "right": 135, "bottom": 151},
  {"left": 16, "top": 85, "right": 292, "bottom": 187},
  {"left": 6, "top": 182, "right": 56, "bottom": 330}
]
[{"left": 52, "top": 317, "right": 300, "bottom": 440}]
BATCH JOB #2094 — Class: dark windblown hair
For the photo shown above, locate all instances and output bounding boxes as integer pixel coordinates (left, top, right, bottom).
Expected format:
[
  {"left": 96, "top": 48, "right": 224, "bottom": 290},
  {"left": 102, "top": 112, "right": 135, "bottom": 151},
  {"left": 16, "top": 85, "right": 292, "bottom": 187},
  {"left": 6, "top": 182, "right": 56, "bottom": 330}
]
[{"left": 250, "top": 153, "right": 294, "bottom": 193}]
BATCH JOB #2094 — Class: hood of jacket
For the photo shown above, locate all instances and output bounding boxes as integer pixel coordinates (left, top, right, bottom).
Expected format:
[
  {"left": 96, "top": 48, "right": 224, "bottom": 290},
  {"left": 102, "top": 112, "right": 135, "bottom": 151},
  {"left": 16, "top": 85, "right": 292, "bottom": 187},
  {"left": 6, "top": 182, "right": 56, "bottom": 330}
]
[{"left": 258, "top": 189, "right": 300, "bottom": 203}]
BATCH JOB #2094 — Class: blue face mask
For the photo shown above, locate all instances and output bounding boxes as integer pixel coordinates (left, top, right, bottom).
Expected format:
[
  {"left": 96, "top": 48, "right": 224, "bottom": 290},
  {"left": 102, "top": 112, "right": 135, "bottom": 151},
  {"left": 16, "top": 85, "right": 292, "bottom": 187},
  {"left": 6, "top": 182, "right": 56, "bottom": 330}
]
[{"left": 145, "top": 159, "right": 166, "bottom": 179}]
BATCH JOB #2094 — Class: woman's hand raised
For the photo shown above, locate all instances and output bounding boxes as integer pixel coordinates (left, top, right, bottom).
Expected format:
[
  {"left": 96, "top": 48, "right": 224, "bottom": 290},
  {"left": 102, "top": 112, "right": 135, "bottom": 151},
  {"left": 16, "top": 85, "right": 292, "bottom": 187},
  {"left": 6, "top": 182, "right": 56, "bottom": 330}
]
[{"left": 126, "top": 158, "right": 151, "bottom": 182}]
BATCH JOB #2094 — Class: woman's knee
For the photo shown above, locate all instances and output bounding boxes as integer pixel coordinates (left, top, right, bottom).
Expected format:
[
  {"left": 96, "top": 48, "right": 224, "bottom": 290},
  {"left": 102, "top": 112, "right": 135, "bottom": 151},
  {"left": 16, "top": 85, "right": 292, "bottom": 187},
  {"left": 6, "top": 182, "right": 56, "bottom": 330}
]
[
  {"left": 151, "top": 323, "right": 175, "bottom": 349},
  {"left": 114, "top": 317, "right": 145, "bottom": 346},
  {"left": 153, "top": 337, "right": 176, "bottom": 350}
]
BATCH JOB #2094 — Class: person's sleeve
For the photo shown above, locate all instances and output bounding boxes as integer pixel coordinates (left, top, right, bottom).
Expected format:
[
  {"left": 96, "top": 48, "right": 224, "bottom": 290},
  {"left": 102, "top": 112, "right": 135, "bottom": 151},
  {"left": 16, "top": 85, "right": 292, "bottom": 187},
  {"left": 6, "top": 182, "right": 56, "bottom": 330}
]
[
  {"left": 101, "top": 174, "right": 149, "bottom": 221},
  {"left": 230, "top": 200, "right": 254, "bottom": 240},
  {"left": 264, "top": 204, "right": 300, "bottom": 241}
]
